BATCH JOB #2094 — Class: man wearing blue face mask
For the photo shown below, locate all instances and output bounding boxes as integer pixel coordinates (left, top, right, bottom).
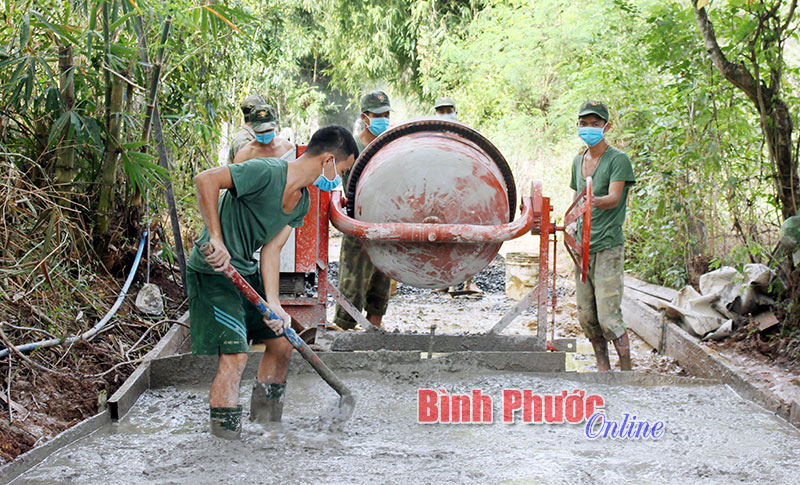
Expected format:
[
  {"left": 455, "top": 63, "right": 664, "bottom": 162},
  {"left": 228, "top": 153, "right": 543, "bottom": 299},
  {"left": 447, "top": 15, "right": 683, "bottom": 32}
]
[
  {"left": 233, "top": 104, "right": 296, "bottom": 164},
  {"left": 186, "top": 125, "right": 357, "bottom": 439},
  {"left": 227, "top": 94, "right": 265, "bottom": 163},
  {"left": 334, "top": 90, "right": 394, "bottom": 330},
  {"left": 569, "top": 100, "right": 636, "bottom": 372}
]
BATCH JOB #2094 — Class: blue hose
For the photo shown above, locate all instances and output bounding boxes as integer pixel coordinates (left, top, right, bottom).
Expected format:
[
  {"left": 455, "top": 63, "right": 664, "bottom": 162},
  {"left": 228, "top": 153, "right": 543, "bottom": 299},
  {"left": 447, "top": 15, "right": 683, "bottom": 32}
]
[{"left": 0, "top": 232, "right": 148, "bottom": 359}]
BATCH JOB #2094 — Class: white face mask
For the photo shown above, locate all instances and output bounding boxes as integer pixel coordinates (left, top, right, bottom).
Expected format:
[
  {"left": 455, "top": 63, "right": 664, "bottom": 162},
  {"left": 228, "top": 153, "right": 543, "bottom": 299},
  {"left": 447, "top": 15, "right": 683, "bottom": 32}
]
[{"left": 436, "top": 112, "right": 458, "bottom": 121}]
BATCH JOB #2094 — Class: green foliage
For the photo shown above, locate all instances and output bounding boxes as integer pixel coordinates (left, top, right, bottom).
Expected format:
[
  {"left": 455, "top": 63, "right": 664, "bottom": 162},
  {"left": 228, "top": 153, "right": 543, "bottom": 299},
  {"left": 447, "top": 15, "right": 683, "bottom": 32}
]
[{"left": 1, "top": 0, "right": 798, "bottom": 297}]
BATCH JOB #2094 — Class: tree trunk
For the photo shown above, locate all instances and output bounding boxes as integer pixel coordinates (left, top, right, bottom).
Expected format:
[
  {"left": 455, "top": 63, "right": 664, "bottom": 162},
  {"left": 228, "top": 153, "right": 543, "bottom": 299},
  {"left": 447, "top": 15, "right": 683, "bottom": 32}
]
[
  {"left": 693, "top": 4, "right": 800, "bottom": 220},
  {"left": 152, "top": 104, "right": 188, "bottom": 297}
]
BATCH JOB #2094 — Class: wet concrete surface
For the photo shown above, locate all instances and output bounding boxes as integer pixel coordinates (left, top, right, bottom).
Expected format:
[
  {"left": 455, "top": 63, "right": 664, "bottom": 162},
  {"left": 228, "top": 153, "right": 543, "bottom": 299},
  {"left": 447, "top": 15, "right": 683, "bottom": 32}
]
[{"left": 14, "top": 368, "right": 800, "bottom": 484}]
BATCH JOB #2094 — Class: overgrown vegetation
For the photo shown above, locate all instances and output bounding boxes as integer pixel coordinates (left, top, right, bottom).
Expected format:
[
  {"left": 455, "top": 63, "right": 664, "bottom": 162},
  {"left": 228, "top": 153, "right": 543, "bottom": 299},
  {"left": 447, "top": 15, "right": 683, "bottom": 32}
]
[{"left": 0, "top": 0, "right": 798, "bottom": 463}]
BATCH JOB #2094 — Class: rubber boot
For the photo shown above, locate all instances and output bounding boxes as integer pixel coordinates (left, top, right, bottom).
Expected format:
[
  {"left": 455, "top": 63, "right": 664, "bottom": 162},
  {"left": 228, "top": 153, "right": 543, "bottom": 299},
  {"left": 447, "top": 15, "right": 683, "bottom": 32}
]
[
  {"left": 589, "top": 336, "right": 611, "bottom": 372},
  {"left": 210, "top": 406, "right": 242, "bottom": 440},
  {"left": 612, "top": 332, "right": 633, "bottom": 371},
  {"left": 250, "top": 380, "right": 286, "bottom": 425}
]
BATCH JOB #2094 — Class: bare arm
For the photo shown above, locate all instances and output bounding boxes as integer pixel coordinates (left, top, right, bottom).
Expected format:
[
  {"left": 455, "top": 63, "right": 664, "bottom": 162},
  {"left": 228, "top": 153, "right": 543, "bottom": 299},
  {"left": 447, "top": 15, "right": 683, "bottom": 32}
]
[
  {"left": 195, "top": 166, "right": 234, "bottom": 270},
  {"left": 259, "top": 225, "right": 294, "bottom": 333},
  {"left": 592, "top": 180, "right": 627, "bottom": 209}
]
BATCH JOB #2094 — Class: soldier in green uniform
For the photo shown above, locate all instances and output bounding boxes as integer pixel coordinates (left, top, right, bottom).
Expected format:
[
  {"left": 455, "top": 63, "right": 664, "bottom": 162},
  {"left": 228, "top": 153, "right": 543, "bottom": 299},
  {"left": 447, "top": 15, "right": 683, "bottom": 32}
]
[
  {"left": 334, "top": 90, "right": 393, "bottom": 329},
  {"left": 780, "top": 214, "right": 800, "bottom": 266},
  {"left": 232, "top": 104, "right": 295, "bottom": 163},
  {"left": 227, "top": 93, "right": 265, "bottom": 163},
  {"left": 187, "top": 125, "right": 358, "bottom": 439},
  {"left": 569, "top": 101, "right": 636, "bottom": 371}
]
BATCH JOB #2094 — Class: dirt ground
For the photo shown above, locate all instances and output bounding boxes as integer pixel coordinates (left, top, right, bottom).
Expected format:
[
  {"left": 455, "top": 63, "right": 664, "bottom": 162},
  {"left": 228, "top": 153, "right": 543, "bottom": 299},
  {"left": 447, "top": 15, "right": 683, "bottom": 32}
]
[{"left": 0, "top": 256, "right": 186, "bottom": 464}]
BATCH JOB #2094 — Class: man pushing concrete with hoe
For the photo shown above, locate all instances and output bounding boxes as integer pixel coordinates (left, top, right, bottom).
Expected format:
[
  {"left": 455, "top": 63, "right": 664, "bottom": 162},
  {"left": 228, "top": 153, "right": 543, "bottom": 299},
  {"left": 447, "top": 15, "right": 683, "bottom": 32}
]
[{"left": 186, "top": 125, "right": 358, "bottom": 439}]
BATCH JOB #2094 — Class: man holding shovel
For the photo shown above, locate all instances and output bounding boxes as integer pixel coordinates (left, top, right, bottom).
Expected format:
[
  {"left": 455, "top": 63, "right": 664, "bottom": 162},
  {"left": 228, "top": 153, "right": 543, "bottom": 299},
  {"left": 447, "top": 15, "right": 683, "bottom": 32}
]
[{"left": 186, "top": 125, "right": 358, "bottom": 439}]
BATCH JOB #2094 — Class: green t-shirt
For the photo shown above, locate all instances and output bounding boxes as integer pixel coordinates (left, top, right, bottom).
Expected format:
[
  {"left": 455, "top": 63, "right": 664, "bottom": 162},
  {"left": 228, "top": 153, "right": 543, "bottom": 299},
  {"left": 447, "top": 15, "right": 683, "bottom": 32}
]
[
  {"left": 569, "top": 145, "right": 636, "bottom": 253},
  {"left": 187, "top": 158, "right": 310, "bottom": 275}
]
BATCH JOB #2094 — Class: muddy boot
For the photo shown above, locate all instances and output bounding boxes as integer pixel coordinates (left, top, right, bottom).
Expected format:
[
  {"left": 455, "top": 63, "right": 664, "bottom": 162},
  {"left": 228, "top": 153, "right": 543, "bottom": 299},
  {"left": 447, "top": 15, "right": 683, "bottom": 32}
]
[
  {"left": 250, "top": 380, "right": 286, "bottom": 425},
  {"left": 612, "top": 332, "right": 633, "bottom": 371},
  {"left": 210, "top": 406, "right": 242, "bottom": 440},
  {"left": 589, "top": 336, "right": 611, "bottom": 372}
]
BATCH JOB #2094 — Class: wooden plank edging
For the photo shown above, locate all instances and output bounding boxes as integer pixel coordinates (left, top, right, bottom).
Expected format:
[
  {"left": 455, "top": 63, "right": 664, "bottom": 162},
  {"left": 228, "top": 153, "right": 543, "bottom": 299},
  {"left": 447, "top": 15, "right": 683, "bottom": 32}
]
[
  {"left": 108, "top": 311, "right": 190, "bottom": 420},
  {"left": 622, "top": 288, "right": 800, "bottom": 429}
]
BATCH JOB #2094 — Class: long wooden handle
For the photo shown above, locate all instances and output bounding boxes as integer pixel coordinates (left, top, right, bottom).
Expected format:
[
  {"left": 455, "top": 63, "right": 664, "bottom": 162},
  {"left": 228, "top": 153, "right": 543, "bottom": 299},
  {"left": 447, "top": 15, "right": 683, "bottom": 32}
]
[{"left": 199, "top": 243, "right": 352, "bottom": 399}]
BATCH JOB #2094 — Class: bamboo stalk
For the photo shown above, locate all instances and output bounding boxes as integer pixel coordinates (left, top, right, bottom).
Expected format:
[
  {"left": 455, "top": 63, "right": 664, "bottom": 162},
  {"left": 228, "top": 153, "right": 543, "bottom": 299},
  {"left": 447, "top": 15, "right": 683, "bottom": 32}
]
[
  {"left": 140, "top": 16, "right": 172, "bottom": 148},
  {"left": 152, "top": 105, "right": 187, "bottom": 297},
  {"left": 94, "top": 70, "right": 124, "bottom": 247}
]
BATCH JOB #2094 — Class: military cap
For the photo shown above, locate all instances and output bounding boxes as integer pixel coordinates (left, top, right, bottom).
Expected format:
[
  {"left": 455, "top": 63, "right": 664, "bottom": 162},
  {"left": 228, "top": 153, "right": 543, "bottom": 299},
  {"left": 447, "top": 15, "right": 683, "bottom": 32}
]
[
  {"left": 360, "top": 90, "right": 391, "bottom": 114},
  {"left": 241, "top": 94, "right": 266, "bottom": 113},
  {"left": 578, "top": 100, "right": 609, "bottom": 121},
  {"left": 434, "top": 96, "right": 456, "bottom": 110},
  {"left": 248, "top": 104, "right": 278, "bottom": 133}
]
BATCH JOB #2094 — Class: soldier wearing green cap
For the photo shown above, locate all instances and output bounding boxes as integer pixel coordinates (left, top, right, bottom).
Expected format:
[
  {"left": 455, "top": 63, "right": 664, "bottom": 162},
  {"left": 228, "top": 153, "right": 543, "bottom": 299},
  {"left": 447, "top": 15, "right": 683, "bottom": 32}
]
[
  {"left": 334, "top": 90, "right": 393, "bottom": 329},
  {"left": 232, "top": 104, "right": 296, "bottom": 164},
  {"left": 569, "top": 100, "right": 636, "bottom": 371},
  {"left": 187, "top": 125, "right": 359, "bottom": 439},
  {"left": 434, "top": 96, "right": 457, "bottom": 119},
  {"left": 227, "top": 94, "right": 265, "bottom": 163}
]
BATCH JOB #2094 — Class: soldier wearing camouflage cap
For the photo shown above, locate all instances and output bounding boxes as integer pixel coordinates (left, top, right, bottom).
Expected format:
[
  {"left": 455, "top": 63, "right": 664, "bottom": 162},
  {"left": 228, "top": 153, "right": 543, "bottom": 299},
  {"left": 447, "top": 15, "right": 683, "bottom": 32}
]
[
  {"left": 334, "top": 90, "right": 393, "bottom": 330},
  {"left": 569, "top": 100, "right": 636, "bottom": 372},
  {"left": 232, "top": 104, "right": 296, "bottom": 164},
  {"left": 227, "top": 94, "right": 266, "bottom": 163}
]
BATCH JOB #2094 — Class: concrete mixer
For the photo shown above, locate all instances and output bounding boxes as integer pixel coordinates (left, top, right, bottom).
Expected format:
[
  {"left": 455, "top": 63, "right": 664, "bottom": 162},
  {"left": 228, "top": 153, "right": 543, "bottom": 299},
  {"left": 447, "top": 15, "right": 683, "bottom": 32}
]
[{"left": 324, "top": 118, "right": 593, "bottom": 352}]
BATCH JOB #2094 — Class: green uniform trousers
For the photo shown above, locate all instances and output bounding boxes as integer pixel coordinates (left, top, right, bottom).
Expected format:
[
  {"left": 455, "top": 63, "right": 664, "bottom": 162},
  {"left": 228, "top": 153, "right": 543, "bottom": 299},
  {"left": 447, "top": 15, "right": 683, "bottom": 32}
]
[
  {"left": 575, "top": 244, "right": 627, "bottom": 341},
  {"left": 334, "top": 235, "right": 391, "bottom": 329}
]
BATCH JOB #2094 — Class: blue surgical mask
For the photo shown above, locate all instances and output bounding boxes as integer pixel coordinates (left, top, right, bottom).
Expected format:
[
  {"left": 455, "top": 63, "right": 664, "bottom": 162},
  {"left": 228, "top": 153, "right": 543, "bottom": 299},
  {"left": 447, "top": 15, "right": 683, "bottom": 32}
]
[
  {"left": 313, "top": 160, "right": 341, "bottom": 191},
  {"left": 255, "top": 131, "right": 275, "bottom": 145},
  {"left": 367, "top": 117, "right": 390, "bottom": 136},
  {"left": 577, "top": 125, "right": 606, "bottom": 147}
]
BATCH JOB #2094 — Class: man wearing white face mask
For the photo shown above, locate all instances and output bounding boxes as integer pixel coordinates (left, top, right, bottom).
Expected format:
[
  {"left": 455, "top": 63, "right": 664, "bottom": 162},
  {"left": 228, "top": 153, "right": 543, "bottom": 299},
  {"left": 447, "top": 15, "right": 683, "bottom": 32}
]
[
  {"left": 232, "top": 104, "right": 296, "bottom": 163},
  {"left": 432, "top": 96, "right": 484, "bottom": 297},
  {"left": 569, "top": 100, "right": 636, "bottom": 372},
  {"left": 334, "top": 90, "right": 394, "bottom": 330},
  {"left": 434, "top": 96, "right": 458, "bottom": 120}
]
